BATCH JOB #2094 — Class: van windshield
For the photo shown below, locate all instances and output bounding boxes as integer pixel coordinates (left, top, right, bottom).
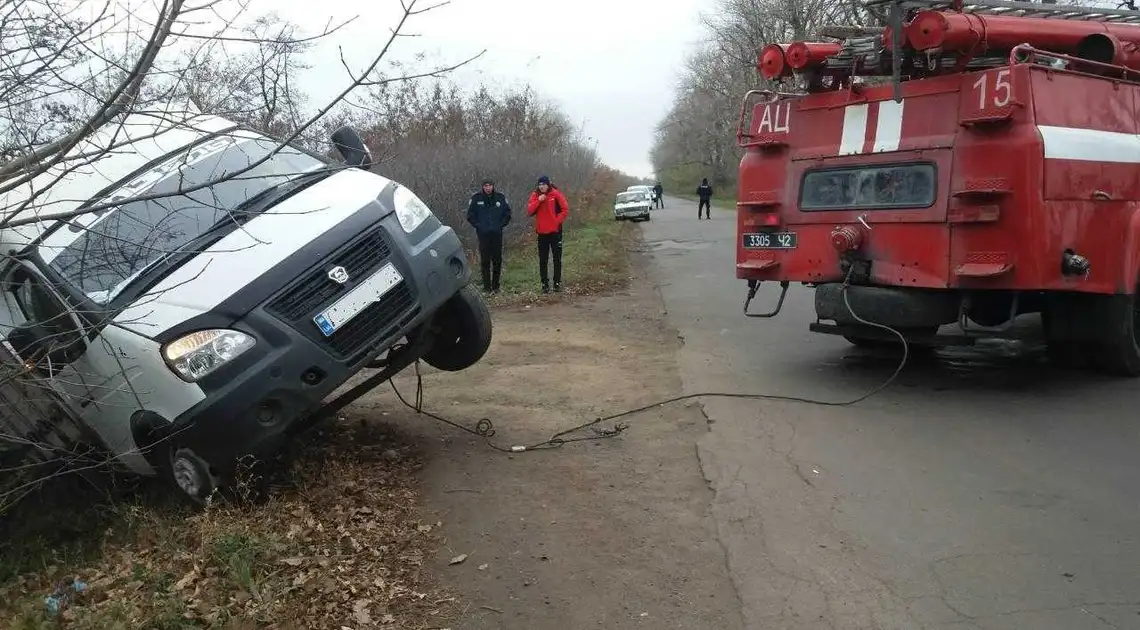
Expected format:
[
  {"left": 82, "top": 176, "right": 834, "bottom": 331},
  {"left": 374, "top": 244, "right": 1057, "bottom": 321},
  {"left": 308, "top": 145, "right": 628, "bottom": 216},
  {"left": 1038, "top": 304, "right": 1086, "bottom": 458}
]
[{"left": 38, "top": 132, "right": 328, "bottom": 305}]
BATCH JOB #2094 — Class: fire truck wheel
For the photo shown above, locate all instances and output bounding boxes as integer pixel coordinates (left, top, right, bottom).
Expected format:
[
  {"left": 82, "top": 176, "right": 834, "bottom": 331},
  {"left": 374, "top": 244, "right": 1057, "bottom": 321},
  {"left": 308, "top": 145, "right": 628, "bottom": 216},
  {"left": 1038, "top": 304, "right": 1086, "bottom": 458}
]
[
  {"left": 1040, "top": 302, "right": 1092, "bottom": 370},
  {"left": 1045, "top": 342, "right": 1087, "bottom": 369},
  {"left": 842, "top": 326, "right": 937, "bottom": 352},
  {"left": 1091, "top": 292, "right": 1140, "bottom": 377}
]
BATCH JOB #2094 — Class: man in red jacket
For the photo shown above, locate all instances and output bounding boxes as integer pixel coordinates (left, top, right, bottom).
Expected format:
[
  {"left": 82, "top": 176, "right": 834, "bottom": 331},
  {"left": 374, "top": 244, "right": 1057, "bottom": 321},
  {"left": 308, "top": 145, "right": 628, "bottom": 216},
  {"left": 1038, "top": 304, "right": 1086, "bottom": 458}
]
[{"left": 526, "top": 175, "right": 570, "bottom": 293}]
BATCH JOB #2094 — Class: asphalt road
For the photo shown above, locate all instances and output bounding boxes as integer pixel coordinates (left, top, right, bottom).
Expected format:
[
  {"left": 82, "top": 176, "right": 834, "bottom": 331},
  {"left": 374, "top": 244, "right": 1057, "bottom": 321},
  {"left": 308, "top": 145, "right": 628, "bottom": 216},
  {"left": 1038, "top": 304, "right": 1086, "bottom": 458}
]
[{"left": 640, "top": 196, "right": 1140, "bottom": 630}]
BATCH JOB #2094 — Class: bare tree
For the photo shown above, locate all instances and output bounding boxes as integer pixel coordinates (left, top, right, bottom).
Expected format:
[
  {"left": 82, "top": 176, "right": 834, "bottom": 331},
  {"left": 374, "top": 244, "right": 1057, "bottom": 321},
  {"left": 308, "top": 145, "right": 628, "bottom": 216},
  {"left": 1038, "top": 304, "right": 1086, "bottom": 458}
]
[
  {"left": 340, "top": 78, "right": 599, "bottom": 249},
  {"left": 651, "top": 0, "right": 876, "bottom": 192}
]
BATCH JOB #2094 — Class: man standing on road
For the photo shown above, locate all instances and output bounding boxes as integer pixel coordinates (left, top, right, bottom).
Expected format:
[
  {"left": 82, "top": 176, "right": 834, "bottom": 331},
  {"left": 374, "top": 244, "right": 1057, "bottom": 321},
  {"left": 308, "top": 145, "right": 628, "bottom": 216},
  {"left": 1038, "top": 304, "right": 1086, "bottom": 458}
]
[
  {"left": 526, "top": 175, "right": 570, "bottom": 294},
  {"left": 653, "top": 182, "right": 664, "bottom": 209},
  {"left": 696, "top": 178, "right": 713, "bottom": 220},
  {"left": 466, "top": 177, "right": 511, "bottom": 294}
]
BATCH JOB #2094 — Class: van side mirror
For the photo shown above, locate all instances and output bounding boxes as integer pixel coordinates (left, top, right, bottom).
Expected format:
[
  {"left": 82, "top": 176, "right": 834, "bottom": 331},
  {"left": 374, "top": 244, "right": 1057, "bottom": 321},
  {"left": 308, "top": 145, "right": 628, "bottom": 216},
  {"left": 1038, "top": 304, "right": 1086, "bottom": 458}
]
[
  {"left": 8, "top": 320, "right": 86, "bottom": 372},
  {"left": 330, "top": 126, "right": 373, "bottom": 170}
]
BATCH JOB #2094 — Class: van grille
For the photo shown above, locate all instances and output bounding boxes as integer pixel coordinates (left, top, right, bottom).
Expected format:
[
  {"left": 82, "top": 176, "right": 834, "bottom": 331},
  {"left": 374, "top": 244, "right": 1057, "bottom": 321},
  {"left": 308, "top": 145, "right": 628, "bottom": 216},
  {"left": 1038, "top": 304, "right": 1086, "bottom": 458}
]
[
  {"left": 266, "top": 227, "right": 419, "bottom": 360},
  {"left": 322, "top": 287, "right": 419, "bottom": 359},
  {"left": 268, "top": 230, "right": 393, "bottom": 321}
]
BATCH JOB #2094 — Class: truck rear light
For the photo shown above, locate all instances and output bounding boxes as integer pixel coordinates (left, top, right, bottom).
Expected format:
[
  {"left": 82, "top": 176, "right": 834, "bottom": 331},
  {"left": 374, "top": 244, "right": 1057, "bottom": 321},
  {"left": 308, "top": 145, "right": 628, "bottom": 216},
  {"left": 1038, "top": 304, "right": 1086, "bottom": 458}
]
[
  {"left": 747, "top": 211, "right": 781, "bottom": 227},
  {"left": 830, "top": 225, "right": 864, "bottom": 252}
]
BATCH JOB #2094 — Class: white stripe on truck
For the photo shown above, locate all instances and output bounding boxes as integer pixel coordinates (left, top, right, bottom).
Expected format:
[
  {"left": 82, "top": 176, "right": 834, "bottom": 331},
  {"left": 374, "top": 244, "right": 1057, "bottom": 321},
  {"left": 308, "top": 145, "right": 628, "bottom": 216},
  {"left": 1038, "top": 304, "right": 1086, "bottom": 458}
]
[
  {"left": 839, "top": 103, "right": 868, "bottom": 155},
  {"left": 1038, "top": 125, "right": 1140, "bottom": 163},
  {"left": 873, "top": 99, "right": 904, "bottom": 153}
]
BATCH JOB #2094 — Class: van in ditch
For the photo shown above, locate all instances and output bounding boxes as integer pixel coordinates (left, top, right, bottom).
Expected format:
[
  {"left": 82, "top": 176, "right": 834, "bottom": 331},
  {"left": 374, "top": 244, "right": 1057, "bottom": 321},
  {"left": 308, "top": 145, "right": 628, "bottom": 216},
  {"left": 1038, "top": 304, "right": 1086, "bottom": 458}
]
[{"left": 0, "top": 104, "right": 492, "bottom": 502}]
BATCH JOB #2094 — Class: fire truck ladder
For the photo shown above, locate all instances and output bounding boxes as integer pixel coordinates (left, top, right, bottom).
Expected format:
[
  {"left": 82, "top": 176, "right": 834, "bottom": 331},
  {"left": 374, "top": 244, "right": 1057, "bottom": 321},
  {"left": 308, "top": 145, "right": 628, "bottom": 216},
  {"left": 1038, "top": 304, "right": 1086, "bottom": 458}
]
[
  {"left": 863, "top": 0, "right": 1140, "bottom": 99},
  {"left": 864, "top": 0, "right": 1140, "bottom": 23}
]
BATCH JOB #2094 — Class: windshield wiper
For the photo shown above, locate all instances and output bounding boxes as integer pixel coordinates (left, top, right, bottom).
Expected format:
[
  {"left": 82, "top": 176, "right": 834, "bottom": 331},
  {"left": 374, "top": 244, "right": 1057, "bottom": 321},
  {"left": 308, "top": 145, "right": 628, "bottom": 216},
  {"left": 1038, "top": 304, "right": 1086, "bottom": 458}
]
[
  {"left": 195, "top": 168, "right": 336, "bottom": 242},
  {"left": 232, "top": 167, "right": 336, "bottom": 214}
]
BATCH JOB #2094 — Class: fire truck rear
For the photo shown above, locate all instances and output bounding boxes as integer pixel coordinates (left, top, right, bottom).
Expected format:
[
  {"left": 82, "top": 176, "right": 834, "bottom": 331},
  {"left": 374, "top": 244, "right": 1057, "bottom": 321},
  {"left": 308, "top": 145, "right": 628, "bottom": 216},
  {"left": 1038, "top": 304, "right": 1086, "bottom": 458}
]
[{"left": 737, "top": 0, "right": 1140, "bottom": 376}]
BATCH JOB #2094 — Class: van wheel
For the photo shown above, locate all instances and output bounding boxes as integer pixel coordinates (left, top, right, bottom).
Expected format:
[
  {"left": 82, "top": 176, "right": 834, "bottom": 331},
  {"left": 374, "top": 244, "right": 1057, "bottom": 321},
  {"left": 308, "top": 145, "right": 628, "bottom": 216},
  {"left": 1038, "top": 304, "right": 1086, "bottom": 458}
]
[
  {"left": 169, "top": 448, "right": 215, "bottom": 505},
  {"left": 134, "top": 414, "right": 214, "bottom": 507},
  {"left": 422, "top": 284, "right": 493, "bottom": 372},
  {"left": 1091, "top": 289, "right": 1140, "bottom": 376}
]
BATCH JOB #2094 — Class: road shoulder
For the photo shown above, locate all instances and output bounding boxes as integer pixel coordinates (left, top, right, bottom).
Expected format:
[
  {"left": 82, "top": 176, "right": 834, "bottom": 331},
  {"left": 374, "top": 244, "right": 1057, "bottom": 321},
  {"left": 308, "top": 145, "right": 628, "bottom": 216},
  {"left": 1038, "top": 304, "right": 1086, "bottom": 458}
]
[{"left": 372, "top": 248, "right": 744, "bottom": 629}]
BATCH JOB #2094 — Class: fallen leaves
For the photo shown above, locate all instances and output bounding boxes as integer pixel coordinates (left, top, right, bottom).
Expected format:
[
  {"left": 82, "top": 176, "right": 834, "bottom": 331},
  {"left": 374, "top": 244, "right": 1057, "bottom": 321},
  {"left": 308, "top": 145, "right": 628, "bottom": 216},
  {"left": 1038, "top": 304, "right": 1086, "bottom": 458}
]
[
  {"left": 448, "top": 554, "right": 468, "bottom": 566},
  {"left": 0, "top": 417, "right": 456, "bottom": 630}
]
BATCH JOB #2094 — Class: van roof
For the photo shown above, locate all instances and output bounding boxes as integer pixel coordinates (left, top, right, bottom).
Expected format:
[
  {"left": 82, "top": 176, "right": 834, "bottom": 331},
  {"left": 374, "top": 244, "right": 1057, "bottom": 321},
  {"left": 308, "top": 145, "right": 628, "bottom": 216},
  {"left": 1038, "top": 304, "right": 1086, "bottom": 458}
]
[{"left": 0, "top": 102, "right": 237, "bottom": 252}]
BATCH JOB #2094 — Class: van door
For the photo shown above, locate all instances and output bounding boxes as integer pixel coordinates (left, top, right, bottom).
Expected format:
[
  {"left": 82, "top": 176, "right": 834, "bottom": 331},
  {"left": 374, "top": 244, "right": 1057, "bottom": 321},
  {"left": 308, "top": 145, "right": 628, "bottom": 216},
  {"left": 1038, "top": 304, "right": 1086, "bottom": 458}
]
[{"left": 2, "top": 263, "right": 147, "bottom": 473}]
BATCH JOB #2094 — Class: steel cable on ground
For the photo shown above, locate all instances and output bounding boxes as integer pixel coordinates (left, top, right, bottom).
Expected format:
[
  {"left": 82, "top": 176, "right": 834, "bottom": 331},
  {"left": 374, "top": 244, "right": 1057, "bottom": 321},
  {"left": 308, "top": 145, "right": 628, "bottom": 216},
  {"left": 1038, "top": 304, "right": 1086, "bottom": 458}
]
[{"left": 389, "top": 268, "right": 909, "bottom": 453}]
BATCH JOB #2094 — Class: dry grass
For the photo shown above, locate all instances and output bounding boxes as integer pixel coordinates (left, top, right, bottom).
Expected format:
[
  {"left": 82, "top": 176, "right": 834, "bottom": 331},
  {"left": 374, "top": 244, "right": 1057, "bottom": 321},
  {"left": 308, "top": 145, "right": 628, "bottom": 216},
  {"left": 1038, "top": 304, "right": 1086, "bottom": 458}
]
[
  {"left": 484, "top": 173, "right": 636, "bottom": 307},
  {"left": 0, "top": 419, "right": 454, "bottom": 629}
]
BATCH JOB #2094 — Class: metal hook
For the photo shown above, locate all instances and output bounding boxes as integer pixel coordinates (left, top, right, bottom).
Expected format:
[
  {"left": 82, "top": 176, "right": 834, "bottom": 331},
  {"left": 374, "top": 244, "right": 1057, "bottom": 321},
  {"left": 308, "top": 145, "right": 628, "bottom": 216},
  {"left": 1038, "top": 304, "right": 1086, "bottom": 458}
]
[{"left": 857, "top": 214, "right": 872, "bottom": 231}]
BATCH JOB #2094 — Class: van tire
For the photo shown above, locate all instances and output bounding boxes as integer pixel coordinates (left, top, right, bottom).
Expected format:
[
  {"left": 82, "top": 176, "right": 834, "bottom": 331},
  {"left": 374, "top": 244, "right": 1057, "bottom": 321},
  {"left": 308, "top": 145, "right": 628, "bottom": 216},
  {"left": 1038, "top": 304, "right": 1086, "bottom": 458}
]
[
  {"left": 132, "top": 413, "right": 216, "bottom": 507},
  {"left": 422, "top": 284, "right": 493, "bottom": 372}
]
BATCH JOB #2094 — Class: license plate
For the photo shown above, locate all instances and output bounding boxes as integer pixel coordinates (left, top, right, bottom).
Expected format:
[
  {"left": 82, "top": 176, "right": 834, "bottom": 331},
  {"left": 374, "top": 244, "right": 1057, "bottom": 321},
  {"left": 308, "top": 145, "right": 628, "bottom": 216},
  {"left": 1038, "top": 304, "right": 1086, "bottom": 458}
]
[
  {"left": 313, "top": 263, "right": 403, "bottom": 337},
  {"left": 742, "top": 231, "right": 797, "bottom": 249}
]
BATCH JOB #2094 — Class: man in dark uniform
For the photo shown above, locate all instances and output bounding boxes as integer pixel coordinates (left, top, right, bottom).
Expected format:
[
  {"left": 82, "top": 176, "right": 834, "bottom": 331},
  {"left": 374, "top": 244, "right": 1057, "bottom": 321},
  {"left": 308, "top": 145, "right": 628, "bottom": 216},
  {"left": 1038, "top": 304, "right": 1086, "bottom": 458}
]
[
  {"left": 466, "top": 178, "right": 511, "bottom": 294},
  {"left": 696, "top": 178, "right": 713, "bottom": 220},
  {"left": 653, "top": 182, "right": 664, "bottom": 209}
]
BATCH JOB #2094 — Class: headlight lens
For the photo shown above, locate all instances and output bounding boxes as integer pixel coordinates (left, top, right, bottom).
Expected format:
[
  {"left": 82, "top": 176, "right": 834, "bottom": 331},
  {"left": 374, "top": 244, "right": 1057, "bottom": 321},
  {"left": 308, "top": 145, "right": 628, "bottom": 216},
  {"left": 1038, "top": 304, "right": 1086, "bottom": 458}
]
[
  {"left": 161, "top": 329, "right": 255, "bottom": 382},
  {"left": 392, "top": 184, "right": 434, "bottom": 233}
]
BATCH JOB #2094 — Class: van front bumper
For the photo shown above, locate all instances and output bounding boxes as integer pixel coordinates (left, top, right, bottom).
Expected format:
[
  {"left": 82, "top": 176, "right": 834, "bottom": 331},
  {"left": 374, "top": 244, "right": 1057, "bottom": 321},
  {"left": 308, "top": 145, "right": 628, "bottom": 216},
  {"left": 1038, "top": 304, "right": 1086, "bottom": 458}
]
[{"left": 164, "top": 211, "right": 469, "bottom": 478}]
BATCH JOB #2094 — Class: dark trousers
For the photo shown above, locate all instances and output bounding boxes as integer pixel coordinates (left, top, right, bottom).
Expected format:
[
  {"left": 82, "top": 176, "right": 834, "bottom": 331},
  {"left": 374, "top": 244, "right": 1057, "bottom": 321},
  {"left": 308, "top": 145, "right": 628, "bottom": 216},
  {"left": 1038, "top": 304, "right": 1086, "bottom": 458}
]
[
  {"left": 655, "top": 195, "right": 664, "bottom": 209},
  {"left": 537, "top": 231, "right": 563, "bottom": 288},
  {"left": 698, "top": 199, "right": 710, "bottom": 218},
  {"left": 477, "top": 231, "right": 503, "bottom": 290}
]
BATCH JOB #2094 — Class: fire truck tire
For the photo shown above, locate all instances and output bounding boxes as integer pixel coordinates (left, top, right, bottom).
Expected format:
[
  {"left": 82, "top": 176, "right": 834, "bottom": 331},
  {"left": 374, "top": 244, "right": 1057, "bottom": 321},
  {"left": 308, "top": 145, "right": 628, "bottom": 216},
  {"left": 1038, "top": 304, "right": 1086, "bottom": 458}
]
[
  {"left": 842, "top": 326, "right": 938, "bottom": 351},
  {"left": 1090, "top": 293, "right": 1140, "bottom": 377},
  {"left": 1040, "top": 309, "right": 1092, "bottom": 370},
  {"left": 815, "top": 283, "right": 959, "bottom": 329}
]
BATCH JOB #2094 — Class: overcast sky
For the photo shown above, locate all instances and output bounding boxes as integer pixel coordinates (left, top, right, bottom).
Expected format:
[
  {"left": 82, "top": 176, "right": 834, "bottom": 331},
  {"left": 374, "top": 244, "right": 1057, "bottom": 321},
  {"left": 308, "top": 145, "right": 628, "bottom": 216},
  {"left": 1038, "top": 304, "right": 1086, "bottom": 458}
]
[{"left": 267, "top": 0, "right": 711, "bottom": 178}]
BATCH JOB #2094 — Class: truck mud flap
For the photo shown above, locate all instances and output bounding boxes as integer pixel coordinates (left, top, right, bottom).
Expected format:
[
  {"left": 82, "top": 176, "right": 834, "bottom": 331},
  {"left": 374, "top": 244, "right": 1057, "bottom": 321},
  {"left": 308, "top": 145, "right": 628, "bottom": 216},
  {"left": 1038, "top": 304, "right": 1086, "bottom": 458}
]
[{"left": 815, "top": 283, "right": 960, "bottom": 329}]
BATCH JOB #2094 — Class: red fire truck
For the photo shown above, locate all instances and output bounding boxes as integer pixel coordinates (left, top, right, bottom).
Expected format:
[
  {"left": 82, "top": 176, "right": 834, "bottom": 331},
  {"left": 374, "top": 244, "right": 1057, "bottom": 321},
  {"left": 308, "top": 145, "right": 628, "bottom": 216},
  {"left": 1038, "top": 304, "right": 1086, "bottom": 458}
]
[{"left": 737, "top": 0, "right": 1140, "bottom": 376}]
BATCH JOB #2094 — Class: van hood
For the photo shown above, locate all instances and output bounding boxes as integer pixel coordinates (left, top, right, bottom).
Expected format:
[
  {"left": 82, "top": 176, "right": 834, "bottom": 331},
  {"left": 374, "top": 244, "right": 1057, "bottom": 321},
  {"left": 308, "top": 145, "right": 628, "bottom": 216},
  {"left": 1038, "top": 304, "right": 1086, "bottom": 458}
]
[{"left": 113, "top": 167, "right": 396, "bottom": 338}]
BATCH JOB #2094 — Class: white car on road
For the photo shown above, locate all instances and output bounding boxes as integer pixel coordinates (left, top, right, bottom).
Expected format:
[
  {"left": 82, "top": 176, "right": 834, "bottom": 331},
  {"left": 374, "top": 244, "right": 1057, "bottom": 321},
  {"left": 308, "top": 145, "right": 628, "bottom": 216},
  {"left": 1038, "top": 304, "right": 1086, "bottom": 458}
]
[
  {"left": 613, "top": 190, "right": 653, "bottom": 222},
  {"left": 626, "top": 185, "right": 657, "bottom": 205}
]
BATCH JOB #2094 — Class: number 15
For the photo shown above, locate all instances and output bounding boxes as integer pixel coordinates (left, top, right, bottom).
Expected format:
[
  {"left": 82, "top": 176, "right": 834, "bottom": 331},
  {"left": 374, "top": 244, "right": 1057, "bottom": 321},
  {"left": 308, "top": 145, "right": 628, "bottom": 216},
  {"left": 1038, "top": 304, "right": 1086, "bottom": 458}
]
[{"left": 973, "top": 69, "right": 1011, "bottom": 109}]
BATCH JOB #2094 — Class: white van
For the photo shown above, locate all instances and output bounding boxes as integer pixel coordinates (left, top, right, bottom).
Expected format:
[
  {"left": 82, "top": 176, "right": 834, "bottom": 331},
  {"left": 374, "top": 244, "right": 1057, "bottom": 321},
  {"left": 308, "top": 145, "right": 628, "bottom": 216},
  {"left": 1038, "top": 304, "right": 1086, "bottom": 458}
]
[{"left": 0, "top": 104, "right": 492, "bottom": 502}]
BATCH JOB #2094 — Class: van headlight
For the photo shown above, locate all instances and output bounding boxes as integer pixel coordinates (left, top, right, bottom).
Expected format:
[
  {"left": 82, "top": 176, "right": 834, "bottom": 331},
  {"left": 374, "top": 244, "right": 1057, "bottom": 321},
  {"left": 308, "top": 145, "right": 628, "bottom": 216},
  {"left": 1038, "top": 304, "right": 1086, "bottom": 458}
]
[
  {"left": 162, "top": 329, "right": 256, "bottom": 382},
  {"left": 392, "top": 185, "right": 434, "bottom": 233}
]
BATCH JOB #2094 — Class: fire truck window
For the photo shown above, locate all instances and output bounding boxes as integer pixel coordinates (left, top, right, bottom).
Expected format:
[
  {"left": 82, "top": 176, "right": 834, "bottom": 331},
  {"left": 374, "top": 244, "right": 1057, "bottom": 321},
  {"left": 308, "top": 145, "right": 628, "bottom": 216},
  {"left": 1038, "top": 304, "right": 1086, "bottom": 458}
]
[{"left": 801, "top": 163, "right": 935, "bottom": 211}]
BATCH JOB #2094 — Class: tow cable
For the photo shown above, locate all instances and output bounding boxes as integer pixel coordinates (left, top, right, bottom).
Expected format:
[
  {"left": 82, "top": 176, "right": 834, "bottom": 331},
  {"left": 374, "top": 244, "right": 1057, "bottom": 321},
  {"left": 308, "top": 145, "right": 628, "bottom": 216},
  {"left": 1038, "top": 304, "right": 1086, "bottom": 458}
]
[{"left": 389, "top": 268, "right": 910, "bottom": 453}]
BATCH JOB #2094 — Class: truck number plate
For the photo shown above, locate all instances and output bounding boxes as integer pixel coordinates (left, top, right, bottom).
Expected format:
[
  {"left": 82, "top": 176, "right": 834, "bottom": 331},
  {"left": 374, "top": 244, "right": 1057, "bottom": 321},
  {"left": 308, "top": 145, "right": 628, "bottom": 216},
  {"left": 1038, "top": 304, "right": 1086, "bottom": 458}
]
[
  {"left": 313, "top": 263, "right": 403, "bottom": 337},
  {"left": 742, "top": 232, "right": 797, "bottom": 249}
]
